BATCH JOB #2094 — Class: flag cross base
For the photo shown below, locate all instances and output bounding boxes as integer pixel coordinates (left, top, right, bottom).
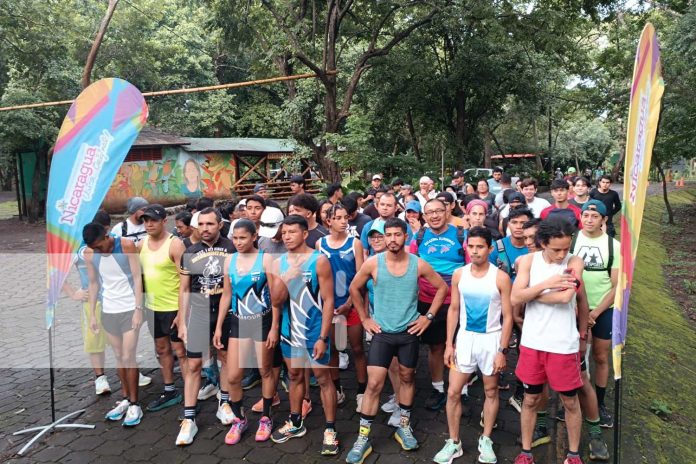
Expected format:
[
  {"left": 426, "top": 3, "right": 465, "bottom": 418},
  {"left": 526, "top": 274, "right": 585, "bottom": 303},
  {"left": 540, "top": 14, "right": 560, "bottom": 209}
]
[{"left": 12, "top": 409, "right": 95, "bottom": 456}]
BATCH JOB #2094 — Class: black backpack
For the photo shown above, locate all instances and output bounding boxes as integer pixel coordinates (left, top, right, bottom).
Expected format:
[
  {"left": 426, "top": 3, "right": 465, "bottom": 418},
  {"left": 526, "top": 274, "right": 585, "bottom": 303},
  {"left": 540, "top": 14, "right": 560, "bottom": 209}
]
[
  {"left": 570, "top": 233, "right": 614, "bottom": 276},
  {"left": 415, "top": 226, "right": 467, "bottom": 257}
]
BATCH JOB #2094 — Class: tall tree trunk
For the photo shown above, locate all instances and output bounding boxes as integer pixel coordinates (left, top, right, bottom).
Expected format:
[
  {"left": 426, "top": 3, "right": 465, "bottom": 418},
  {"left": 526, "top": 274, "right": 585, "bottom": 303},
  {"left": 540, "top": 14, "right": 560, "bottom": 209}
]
[
  {"left": 81, "top": 0, "right": 120, "bottom": 89},
  {"left": 455, "top": 89, "right": 466, "bottom": 148},
  {"left": 406, "top": 108, "right": 421, "bottom": 162},
  {"left": 28, "top": 145, "right": 47, "bottom": 223},
  {"left": 656, "top": 163, "right": 674, "bottom": 225},
  {"left": 483, "top": 130, "right": 493, "bottom": 168}
]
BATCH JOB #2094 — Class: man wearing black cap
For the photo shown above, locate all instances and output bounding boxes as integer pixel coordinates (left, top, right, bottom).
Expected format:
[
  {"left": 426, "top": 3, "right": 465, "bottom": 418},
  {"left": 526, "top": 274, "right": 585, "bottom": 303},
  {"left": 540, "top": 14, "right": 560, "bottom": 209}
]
[
  {"left": 289, "top": 175, "right": 306, "bottom": 195},
  {"left": 112, "top": 196, "right": 148, "bottom": 244},
  {"left": 450, "top": 171, "right": 467, "bottom": 197},
  {"left": 253, "top": 183, "right": 281, "bottom": 209}
]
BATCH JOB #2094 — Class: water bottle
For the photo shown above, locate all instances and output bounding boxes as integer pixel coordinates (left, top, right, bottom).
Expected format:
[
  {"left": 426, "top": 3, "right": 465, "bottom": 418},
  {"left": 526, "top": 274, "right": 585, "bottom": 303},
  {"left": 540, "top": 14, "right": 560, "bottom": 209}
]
[{"left": 333, "top": 314, "right": 347, "bottom": 351}]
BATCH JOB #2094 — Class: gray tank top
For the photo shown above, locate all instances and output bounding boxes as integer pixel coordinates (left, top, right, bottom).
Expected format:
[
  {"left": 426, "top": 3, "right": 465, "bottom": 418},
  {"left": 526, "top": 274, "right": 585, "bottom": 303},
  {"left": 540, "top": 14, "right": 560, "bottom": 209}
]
[{"left": 373, "top": 253, "right": 420, "bottom": 333}]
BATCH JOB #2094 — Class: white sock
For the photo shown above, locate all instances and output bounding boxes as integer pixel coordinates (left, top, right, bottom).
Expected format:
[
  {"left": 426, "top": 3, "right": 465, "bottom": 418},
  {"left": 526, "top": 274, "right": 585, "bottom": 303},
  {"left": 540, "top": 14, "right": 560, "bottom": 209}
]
[{"left": 432, "top": 381, "right": 444, "bottom": 393}]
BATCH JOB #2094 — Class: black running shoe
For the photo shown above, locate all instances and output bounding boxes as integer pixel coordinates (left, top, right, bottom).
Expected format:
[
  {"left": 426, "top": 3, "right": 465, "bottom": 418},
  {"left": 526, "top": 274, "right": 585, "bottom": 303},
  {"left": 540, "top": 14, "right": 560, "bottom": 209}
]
[{"left": 425, "top": 389, "right": 446, "bottom": 411}]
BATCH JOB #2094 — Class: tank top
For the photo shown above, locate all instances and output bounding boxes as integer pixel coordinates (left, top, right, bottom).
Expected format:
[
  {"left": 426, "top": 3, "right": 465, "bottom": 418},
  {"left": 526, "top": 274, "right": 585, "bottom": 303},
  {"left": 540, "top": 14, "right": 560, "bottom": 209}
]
[
  {"left": 94, "top": 237, "right": 136, "bottom": 314},
  {"left": 457, "top": 264, "right": 502, "bottom": 334},
  {"left": 228, "top": 251, "right": 271, "bottom": 319},
  {"left": 520, "top": 251, "right": 578, "bottom": 354},
  {"left": 373, "top": 253, "right": 419, "bottom": 333},
  {"left": 279, "top": 251, "right": 323, "bottom": 347},
  {"left": 317, "top": 235, "right": 357, "bottom": 308},
  {"left": 140, "top": 234, "right": 179, "bottom": 312}
]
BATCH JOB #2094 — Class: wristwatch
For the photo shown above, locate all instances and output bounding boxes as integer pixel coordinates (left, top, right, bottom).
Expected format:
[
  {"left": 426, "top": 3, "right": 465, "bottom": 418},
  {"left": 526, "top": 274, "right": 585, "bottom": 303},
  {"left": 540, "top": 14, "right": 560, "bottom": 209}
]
[
  {"left": 498, "top": 347, "right": 509, "bottom": 355},
  {"left": 425, "top": 312, "right": 435, "bottom": 321},
  {"left": 319, "top": 335, "right": 330, "bottom": 343}
]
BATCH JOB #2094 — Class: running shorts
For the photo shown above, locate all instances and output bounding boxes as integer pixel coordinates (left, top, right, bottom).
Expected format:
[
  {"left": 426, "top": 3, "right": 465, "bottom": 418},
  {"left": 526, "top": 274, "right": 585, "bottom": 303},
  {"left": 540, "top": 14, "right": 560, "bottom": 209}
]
[
  {"left": 453, "top": 330, "right": 501, "bottom": 376},
  {"left": 102, "top": 310, "right": 136, "bottom": 336},
  {"left": 186, "top": 310, "right": 231, "bottom": 358},
  {"left": 280, "top": 339, "right": 331, "bottom": 368},
  {"left": 228, "top": 311, "right": 272, "bottom": 342},
  {"left": 418, "top": 300, "right": 447, "bottom": 345},
  {"left": 367, "top": 331, "right": 419, "bottom": 369},
  {"left": 591, "top": 307, "right": 613, "bottom": 340},
  {"left": 145, "top": 308, "right": 181, "bottom": 342},
  {"left": 81, "top": 301, "right": 106, "bottom": 353},
  {"left": 515, "top": 345, "right": 583, "bottom": 393}
]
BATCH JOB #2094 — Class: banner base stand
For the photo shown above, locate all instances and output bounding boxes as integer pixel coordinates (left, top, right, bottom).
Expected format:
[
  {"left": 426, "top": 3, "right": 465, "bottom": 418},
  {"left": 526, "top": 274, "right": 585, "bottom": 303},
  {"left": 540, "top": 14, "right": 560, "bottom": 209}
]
[{"left": 12, "top": 409, "right": 95, "bottom": 456}]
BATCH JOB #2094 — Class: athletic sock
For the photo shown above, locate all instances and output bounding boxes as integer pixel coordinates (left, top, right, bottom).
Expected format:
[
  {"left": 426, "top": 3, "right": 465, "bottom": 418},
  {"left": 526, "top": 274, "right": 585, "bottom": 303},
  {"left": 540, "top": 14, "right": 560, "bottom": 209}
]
[
  {"left": 262, "top": 396, "right": 273, "bottom": 417},
  {"left": 325, "top": 421, "right": 335, "bottom": 431},
  {"left": 568, "top": 450, "right": 580, "bottom": 458},
  {"left": 96, "top": 373, "right": 106, "bottom": 380},
  {"left": 357, "top": 382, "right": 367, "bottom": 395},
  {"left": 230, "top": 399, "right": 245, "bottom": 420},
  {"left": 521, "top": 449, "right": 533, "bottom": 456},
  {"left": 536, "top": 410, "right": 548, "bottom": 428},
  {"left": 220, "top": 390, "right": 230, "bottom": 404},
  {"left": 595, "top": 384, "right": 606, "bottom": 407},
  {"left": 399, "top": 404, "right": 412, "bottom": 424},
  {"left": 333, "top": 378, "right": 342, "bottom": 391},
  {"left": 359, "top": 413, "right": 375, "bottom": 435},
  {"left": 585, "top": 418, "right": 601, "bottom": 435},
  {"left": 164, "top": 383, "right": 175, "bottom": 393},
  {"left": 184, "top": 405, "right": 197, "bottom": 421},
  {"left": 290, "top": 412, "right": 302, "bottom": 427},
  {"left": 432, "top": 380, "right": 444, "bottom": 393}
]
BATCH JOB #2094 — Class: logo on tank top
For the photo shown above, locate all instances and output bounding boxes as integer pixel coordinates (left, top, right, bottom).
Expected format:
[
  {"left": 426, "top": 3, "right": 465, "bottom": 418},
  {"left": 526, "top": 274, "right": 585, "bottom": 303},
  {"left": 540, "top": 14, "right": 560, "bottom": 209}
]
[{"left": 251, "top": 271, "right": 261, "bottom": 282}]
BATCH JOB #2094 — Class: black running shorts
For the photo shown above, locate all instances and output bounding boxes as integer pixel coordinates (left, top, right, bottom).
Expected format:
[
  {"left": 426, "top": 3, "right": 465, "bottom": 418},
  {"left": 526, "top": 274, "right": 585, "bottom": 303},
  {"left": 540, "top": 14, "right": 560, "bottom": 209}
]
[
  {"left": 591, "top": 308, "right": 613, "bottom": 340},
  {"left": 418, "top": 300, "right": 448, "bottom": 345},
  {"left": 367, "top": 331, "right": 419, "bottom": 369},
  {"left": 145, "top": 309, "right": 181, "bottom": 342}
]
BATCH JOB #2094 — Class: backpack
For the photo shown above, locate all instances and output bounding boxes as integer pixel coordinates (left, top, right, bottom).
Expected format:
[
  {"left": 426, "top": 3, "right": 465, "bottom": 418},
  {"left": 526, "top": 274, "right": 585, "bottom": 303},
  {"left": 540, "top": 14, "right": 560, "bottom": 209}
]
[
  {"left": 121, "top": 220, "right": 146, "bottom": 241},
  {"left": 415, "top": 226, "right": 467, "bottom": 257},
  {"left": 570, "top": 233, "right": 614, "bottom": 276},
  {"left": 494, "top": 239, "right": 516, "bottom": 279}
]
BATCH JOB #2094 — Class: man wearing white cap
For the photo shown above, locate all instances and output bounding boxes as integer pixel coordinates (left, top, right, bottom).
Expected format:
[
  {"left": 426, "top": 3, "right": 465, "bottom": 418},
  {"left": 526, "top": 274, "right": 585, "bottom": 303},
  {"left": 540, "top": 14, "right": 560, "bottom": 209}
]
[
  {"left": 364, "top": 174, "right": 383, "bottom": 205},
  {"left": 415, "top": 176, "right": 438, "bottom": 208},
  {"left": 258, "top": 207, "right": 287, "bottom": 255}
]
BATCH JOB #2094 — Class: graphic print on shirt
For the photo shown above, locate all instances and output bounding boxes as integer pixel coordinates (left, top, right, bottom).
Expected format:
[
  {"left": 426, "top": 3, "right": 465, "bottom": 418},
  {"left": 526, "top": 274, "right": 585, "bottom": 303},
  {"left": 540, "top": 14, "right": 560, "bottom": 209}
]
[
  {"left": 229, "top": 252, "right": 270, "bottom": 320},
  {"left": 280, "top": 252, "right": 323, "bottom": 348},
  {"left": 575, "top": 245, "right": 605, "bottom": 270}
]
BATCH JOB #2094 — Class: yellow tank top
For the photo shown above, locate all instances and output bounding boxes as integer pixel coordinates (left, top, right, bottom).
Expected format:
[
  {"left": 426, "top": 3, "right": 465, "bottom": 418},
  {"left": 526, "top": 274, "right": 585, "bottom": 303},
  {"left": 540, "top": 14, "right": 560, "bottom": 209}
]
[{"left": 140, "top": 234, "right": 179, "bottom": 312}]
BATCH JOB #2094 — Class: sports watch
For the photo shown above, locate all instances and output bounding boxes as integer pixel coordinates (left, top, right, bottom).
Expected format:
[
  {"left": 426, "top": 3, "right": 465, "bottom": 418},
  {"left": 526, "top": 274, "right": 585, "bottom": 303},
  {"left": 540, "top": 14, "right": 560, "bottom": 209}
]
[
  {"left": 425, "top": 312, "right": 435, "bottom": 321},
  {"left": 498, "top": 347, "right": 509, "bottom": 355},
  {"left": 319, "top": 335, "right": 330, "bottom": 343}
]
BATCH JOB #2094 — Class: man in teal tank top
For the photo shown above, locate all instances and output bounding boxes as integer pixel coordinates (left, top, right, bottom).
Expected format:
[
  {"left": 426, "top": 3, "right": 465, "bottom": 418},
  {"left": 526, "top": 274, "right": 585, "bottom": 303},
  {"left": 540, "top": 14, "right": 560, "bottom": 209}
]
[{"left": 346, "top": 218, "right": 447, "bottom": 463}]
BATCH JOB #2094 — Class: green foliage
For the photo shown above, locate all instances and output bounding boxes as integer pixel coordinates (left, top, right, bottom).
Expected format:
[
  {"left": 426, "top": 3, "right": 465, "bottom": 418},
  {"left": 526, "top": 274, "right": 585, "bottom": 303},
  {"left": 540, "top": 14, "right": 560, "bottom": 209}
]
[{"left": 649, "top": 399, "right": 673, "bottom": 417}]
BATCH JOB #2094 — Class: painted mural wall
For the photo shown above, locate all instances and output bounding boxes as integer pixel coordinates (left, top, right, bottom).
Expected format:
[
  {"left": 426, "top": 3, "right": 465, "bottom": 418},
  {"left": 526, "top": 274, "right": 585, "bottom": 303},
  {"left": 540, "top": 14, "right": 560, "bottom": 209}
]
[{"left": 103, "top": 147, "right": 236, "bottom": 212}]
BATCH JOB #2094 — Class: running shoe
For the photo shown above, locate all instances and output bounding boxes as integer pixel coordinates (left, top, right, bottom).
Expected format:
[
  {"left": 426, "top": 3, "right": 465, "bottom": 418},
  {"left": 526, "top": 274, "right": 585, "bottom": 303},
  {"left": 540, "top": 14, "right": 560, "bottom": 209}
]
[
  {"left": 381, "top": 394, "right": 397, "bottom": 413},
  {"left": 138, "top": 372, "right": 152, "bottom": 387},
  {"left": 467, "top": 374, "right": 479, "bottom": 386},
  {"left": 175, "top": 418, "right": 198, "bottom": 446},
  {"left": 280, "top": 368, "right": 289, "bottom": 392},
  {"left": 321, "top": 428, "right": 339, "bottom": 455},
  {"left": 563, "top": 455, "right": 584, "bottom": 464},
  {"left": 216, "top": 401, "right": 236, "bottom": 425},
  {"left": 271, "top": 420, "right": 307, "bottom": 443},
  {"left": 198, "top": 382, "right": 220, "bottom": 401},
  {"left": 555, "top": 407, "right": 565, "bottom": 422},
  {"left": 122, "top": 404, "right": 143, "bottom": 427},
  {"left": 251, "top": 393, "right": 281, "bottom": 413},
  {"left": 589, "top": 432, "right": 610, "bottom": 461},
  {"left": 599, "top": 405, "right": 614, "bottom": 428},
  {"left": 498, "top": 372, "right": 510, "bottom": 390},
  {"left": 433, "top": 438, "right": 463, "bottom": 464},
  {"left": 513, "top": 453, "right": 536, "bottom": 464},
  {"left": 356, "top": 393, "right": 364, "bottom": 413},
  {"left": 508, "top": 395, "right": 522, "bottom": 414},
  {"left": 531, "top": 424, "right": 551, "bottom": 448},
  {"left": 105, "top": 399, "right": 129, "bottom": 421},
  {"left": 309, "top": 375, "right": 319, "bottom": 388},
  {"left": 479, "top": 411, "right": 498, "bottom": 429},
  {"left": 242, "top": 369, "right": 261, "bottom": 390},
  {"left": 95, "top": 375, "right": 111, "bottom": 396},
  {"left": 346, "top": 432, "right": 372, "bottom": 464},
  {"left": 301, "top": 398, "right": 312, "bottom": 418},
  {"left": 146, "top": 390, "right": 182, "bottom": 412},
  {"left": 224, "top": 417, "right": 249, "bottom": 445},
  {"left": 394, "top": 418, "right": 418, "bottom": 450},
  {"left": 425, "top": 389, "right": 446, "bottom": 411},
  {"left": 387, "top": 407, "right": 401, "bottom": 427},
  {"left": 337, "top": 386, "right": 346, "bottom": 406},
  {"left": 478, "top": 435, "right": 497, "bottom": 464},
  {"left": 339, "top": 351, "right": 349, "bottom": 370},
  {"left": 255, "top": 416, "right": 273, "bottom": 442}
]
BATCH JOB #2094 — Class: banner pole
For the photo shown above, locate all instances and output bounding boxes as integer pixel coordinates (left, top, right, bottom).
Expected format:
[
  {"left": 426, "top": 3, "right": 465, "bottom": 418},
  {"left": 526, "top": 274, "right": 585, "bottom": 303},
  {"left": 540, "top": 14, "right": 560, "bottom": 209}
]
[
  {"left": 613, "top": 377, "right": 622, "bottom": 464},
  {"left": 48, "top": 327, "right": 56, "bottom": 423}
]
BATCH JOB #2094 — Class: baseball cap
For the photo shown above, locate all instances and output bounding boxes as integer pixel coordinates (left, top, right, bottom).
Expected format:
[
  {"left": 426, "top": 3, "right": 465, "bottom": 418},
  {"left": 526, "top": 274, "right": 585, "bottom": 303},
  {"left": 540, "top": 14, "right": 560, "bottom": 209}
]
[
  {"left": 405, "top": 200, "right": 422, "bottom": 213},
  {"left": 436, "top": 192, "right": 455, "bottom": 203},
  {"left": 367, "top": 220, "right": 385, "bottom": 237},
  {"left": 372, "top": 174, "right": 382, "bottom": 181},
  {"left": 290, "top": 175, "right": 305, "bottom": 184},
  {"left": 253, "top": 183, "right": 267, "bottom": 193},
  {"left": 568, "top": 167, "right": 577, "bottom": 173},
  {"left": 452, "top": 171, "right": 464, "bottom": 179},
  {"left": 127, "top": 196, "right": 148, "bottom": 214},
  {"left": 508, "top": 192, "right": 526, "bottom": 204},
  {"left": 141, "top": 204, "right": 166, "bottom": 221},
  {"left": 190, "top": 211, "right": 200, "bottom": 228},
  {"left": 258, "top": 207, "right": 285, "bottom": 238},
  {"left": 582, "top": 199, "right": 607, "bottom": 217}
]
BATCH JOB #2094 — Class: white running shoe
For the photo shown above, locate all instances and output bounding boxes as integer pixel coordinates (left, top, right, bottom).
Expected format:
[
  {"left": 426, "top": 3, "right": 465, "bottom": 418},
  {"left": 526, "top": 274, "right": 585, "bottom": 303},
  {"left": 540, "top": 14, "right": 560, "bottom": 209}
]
[
  {"left": 138, "top": 372, "right": 152, "bottom": 387},
  {"left": 198, "top": 383, "right": 220, "bottom": 401},
  {"left": 175, "top": 418, "right": 198, "bottom": 446},
  {"left": 381, "top": 394, "right": 397, "bottom": 413},
  {"left": 216, "top": 401, "right": 236, "bottom": 425},
  {"left": 387, "top": 407, "right": 401, "bottom": 427},
  {"left": 122, "top": 404, "right": 143, "bottom": 427},
  {"left": 356, "top": 393, "right": 364, "bottom": 413},
  {"left": 95, "top": 375, "right": 111, "bottom": 395},
  {"left": 337, "top": 387, "right": 346, "bottom": 406},
  {"left": 105, "top": 399, "right": 130, "bottom": 421},
  {"left": 339, "top": 352, "right": 349, "bottom": 370}
]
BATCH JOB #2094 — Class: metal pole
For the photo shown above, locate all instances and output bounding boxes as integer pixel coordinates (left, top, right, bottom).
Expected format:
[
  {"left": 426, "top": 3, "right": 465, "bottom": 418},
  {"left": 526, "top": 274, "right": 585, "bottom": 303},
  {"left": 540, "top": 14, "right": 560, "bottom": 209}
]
[
  {"left": 612, "top": 377, "right": 621, "bottom": 464},
  {"left": 48, "top": 327, "right": 56, "bottom": 423}
]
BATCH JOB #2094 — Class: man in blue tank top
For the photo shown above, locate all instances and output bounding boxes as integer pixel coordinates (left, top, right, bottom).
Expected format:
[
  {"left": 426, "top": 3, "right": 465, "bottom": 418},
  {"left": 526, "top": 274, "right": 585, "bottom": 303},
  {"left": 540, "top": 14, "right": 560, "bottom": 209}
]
[
  {"left": 346, "top": 218, "right": 447, "bottom": 463},
  {"left": 270, "top": 215, "right": 339, "bottom": 456}
]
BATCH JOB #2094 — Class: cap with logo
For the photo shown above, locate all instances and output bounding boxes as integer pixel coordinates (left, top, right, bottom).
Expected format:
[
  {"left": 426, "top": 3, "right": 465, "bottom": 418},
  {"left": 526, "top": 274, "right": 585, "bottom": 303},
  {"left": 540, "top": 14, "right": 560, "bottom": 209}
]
[
  {"left": 127, "top": 196, "right": 149, "bottom": 214},
  {"left": 253, "top": 183, "right": 267, "bottom": 193},
  {"left": 141, "top": 204, "right": 166, "bottom": 221}
]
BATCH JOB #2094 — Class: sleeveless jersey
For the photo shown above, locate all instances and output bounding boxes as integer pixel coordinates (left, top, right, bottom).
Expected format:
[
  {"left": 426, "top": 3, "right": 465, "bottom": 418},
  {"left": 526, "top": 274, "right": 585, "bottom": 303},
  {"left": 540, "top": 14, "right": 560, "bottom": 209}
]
[
  {"left": 93, "top": 237, "right": 135, "bottom": 314},
  {"left": 317, "top": 235, "right": 357, "bottom": 308},
  {"left": 140, "top": 234, "right": 179, "bottom": 312},
  {"left": 279, "top": 251, "right": 324, "bottom": 347},
  {"left": 228, "top": 251, "right": 271, "bottom": 320},
  {"left": 373, "top": 253, "right": 420, "bottom": 333},
  {"left": 457, "top": 264, "right": 501, "bottom": 334},
  {"left": 520, "top": 251, "right": 578, "bottom": 354}
]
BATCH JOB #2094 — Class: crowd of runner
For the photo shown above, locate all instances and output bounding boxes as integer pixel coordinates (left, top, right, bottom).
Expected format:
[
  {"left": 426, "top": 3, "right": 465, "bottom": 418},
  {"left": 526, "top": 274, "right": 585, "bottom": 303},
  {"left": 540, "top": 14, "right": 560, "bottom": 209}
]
[{"left": 66, "top": 170, "right": 622, "bottom": 464}]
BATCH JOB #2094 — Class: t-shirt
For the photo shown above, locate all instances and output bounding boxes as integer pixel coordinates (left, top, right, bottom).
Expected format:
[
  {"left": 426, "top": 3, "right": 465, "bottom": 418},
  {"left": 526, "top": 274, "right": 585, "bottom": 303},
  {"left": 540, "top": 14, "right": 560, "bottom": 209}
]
[
  {"left": 540, "top": 204, "right": 582, "bottom": 228},
  {"left": 348, "top": 213, "right": 372, "bottom": 238},
  {"left": 501, "top": 197, "right": 550, "bottom": 219},
  {"left": 415, "top": 190, "right": 437, "bottom": 208},
  {"left": 569, "top": 197, "right": 589, "bottom": 209},
  {"left": 180, "top": 236, "right": 235, "bottom": 313},
  {"left": 488, "top": 236, "right": 528, "bottom": 282},
  {"left": 258, "top": 237, "right": 286, "bottom": 255},
  {"left": 306, "top": 225, "right": 328, "bottom": 249},
  {"left": 409, "top": 225, "right": 466, "bottom": 305},
  {"left": 363, "top": 203, "right": 380, "bottom": 220},
  {"left": 590, "top": 189, "right": 621, "bottom": 219},
  {"left": 494, "top": 188, "right": 514, "bottom": 209},
  {"left": 487, "top": 178, "right": 503, "bottom": 196},
  {"left": 477, "top": 192, "right": 496, "bottom": 212},
  {"left": 111, "top": 218, "right": 146, "bottom": 244},
  {"left": 571, "top": 233, "right": 619, "bottom": 309}
]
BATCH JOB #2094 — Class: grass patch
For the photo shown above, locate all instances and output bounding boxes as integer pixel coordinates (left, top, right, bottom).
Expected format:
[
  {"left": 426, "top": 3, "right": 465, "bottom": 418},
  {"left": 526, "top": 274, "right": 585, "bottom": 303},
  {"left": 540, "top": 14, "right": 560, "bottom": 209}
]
[{"left": 621, "top": 189, "right": 696, "bottom": 463}]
